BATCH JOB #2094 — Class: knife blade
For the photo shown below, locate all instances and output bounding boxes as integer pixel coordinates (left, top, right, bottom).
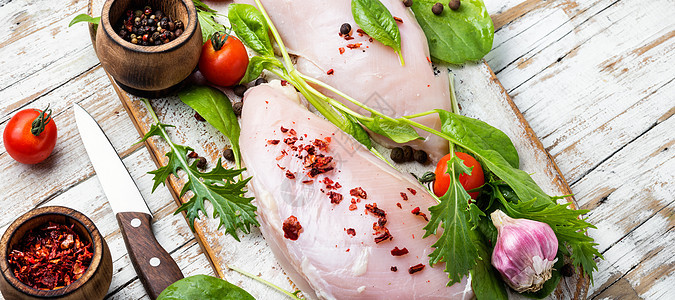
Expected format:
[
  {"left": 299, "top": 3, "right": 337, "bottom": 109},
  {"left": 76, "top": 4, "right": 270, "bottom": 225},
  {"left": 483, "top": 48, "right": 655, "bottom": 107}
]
[{"left": 74, "top": 104, "right": 183, "bottom": 299}]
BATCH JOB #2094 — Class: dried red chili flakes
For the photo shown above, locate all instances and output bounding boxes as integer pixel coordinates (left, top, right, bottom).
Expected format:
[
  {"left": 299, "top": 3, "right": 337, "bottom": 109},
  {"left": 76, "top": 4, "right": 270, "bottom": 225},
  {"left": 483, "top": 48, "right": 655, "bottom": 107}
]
[
  {"left": 365, "top": 203, "right": 385, "bottom": 217},
  {"left": 407, "top": 188, "right": 417, "bottom": 195},
  {"left": 411, "top": 207, "right": 429, "bottom": 221},
  {"left": 408, "top": 264, "right": 425, "bottom": 274},
  {"left": 393, "top": 16, "right": 403, "bottom": 23},
  {"left": 346, "top": 43, "right": 362, "bottom": 49},
  {"left": 280, "top": 126, "right": 289, "bottom": 133},
  {"left": 323, "top": 177, "right": 334, "bottom": 185},
  {"left": 282, "top": 216, "right": 302, "bottom": 240},
  {"left": 8, "top": 222, "right": 93, "bottom": 290},
  {"left": 313, "top": 139, "right": 330, "bottom": 151},
  {"left": 284, "top": 136, "right": 298, "bottom": 145},
  {"left": 391, "top": 266, "right": 398, "bottom": 272},
  {"left": 357, "top": 28, "right": 366, "bottom": 36},
  {"left": 305, "top": 154, "right": 334, "bottom": 177},
  {"left": 346, "top": 228, "right": 356, "bottom": 236},
  {"left": 374, "top": 230, "right": 392, "bottom": 243},
  {"left": 281, "top": 80, "right": 288, "bottom": 86},
  {"left": 334, "top": 182, "right": 342, "bottom": 189},
  {"left": 396, "top": 202, "right": 402, "bottom": 209},
  {"left": 327, "top": 69, "right": 335, "bottom": 75},
  {"left": 267, "top": 139, "right": 280, "bottom": 145},
  {"left": 391, "top": 247, "right": 409, "bottom": 256},
  {"left": 328, "top": 191, "right": 343, "bottom": 204},
  {"left": 349, "top": 203, "right": 358, "bottom": 211},
  {"left": 289, "top": 129, "right": 297, "bottom": 136},
  {"left": 277, "top": 164, "right": 285, "bottom": 170},
  {"left": 285, "top": 170, "right": 296, "bottom": 179},
  {"left": 339, "top": 47, "right": 345, "bottom": 54},
  {"left": 400, "top": 192, "right": 409, "bottom": 201},
  {"left": 302, "top": 180, "right": 314, "bottom": 184},
  {"left": 188, "top": 151, "right": 199, "bottom": 158},
  {"left": 349, "top": 187, "right": 367, "bottom": 199}
]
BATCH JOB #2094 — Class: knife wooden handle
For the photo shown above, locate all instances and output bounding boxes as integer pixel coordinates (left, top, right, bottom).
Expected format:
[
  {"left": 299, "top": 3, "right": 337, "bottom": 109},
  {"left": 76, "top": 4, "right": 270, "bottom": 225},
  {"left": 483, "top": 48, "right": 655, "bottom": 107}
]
[{"left": 116, "top": 212, "right": 184, "bottom": 299}]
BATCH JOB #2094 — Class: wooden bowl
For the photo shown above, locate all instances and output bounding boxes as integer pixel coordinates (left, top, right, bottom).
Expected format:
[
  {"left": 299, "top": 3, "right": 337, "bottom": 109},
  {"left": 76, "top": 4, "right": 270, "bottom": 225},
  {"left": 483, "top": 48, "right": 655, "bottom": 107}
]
[
  {"left": 95, "top": 0, "right": 202, "bottom": 96},
  {"left": 0, "top": 206, "right": 113, "bottom": 300}
]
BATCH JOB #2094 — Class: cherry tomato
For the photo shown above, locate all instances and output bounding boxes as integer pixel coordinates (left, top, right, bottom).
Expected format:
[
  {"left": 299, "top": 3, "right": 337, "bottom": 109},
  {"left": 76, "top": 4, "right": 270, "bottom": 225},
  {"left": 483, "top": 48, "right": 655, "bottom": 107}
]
[
  {"left": 198, "top": 32, "right": 249, "bottom": 87},
  {"left": 3, "top": 106, "right": 57, "bottom": 164},
  {"left": 433, "top": 151, "right": 485, "bottom": 199}
]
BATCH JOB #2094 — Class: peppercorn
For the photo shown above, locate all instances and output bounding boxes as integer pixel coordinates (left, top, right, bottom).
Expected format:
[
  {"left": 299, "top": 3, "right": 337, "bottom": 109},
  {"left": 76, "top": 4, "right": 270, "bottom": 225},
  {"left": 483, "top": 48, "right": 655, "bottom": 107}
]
[
  {"left": 403, "top": 0, "right": 413, "bottom": 7},
  {"left": 448, "top": 0, "right": 460, "bottom": 10},
  {"left": 340, "top": 23, "right": 352, "bottom": 36},
  {"left": 432, "top": 2, "right": 444, "bottom": 14},
  {"left": 401, "top": 145, "right": 414, "bottom": 162},
  {"left": 152, "top": 32, "right": 160, "bottom": 42},
  {"left": 175, "top": 20, "right": 184, "bottom": 30},
  {"left": 160, "top": 18, "right": 169, "bottom": 29},
  {"left": 131, "top": 37, "right": 138, "bottom": 44},
  {"left": 154, "top": 10, "right": 164, "bottom": 19},
  {"left": 168, "top": 21, "right": 175, "bottom": 31},
  {"left": 413, "top": 149, "right": 428, "bottom": 164},
  {"left": 232, "top": 102, "right": 243, "bottom": 117},
  {"left": 175, "top": 29, "right": 183, "bottom": 37},
  {"left": 560, "top": 263, "right": 575, "bottom": 277},
  {"left": 233, "top": 85, "right": 248, "bottom": 97},
  {"left": 144, "top": 6, "right": 152, "bottom": 15},
  {"left": 196, "top": 157, "right": 207, "bottom": 169},
  {"left": 223, "top": 148, "right": 236, "bottom": 162},
  {"left": 390, "top": 147, "right": 405, "bottom": 163},
  {"left": 134, "top": 10, "right": 143, "bottom": 17},
  {"left": 254, "top": 77, "right": 267, "bottom": 86}
]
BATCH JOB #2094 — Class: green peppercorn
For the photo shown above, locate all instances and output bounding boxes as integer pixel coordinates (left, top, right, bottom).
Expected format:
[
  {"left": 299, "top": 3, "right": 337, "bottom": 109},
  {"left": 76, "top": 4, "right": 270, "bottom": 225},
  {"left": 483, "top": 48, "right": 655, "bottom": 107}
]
[
  {"left": 233, "top": 85, "right": 248, "bottom": 97},
  {"left": 432, "top": 2, "right": 443, "bottom": 14},
  {"left": 403, "top": 0, "right": 413, "bottom": 7},
  {"left": 413, "top": 149, "right": 428, "bottom": 164},
  {"left": 223, "top": 149, "right": 236, "bottom": 162},
  {"left": 448, "top": 0, "right": 460, "bottom": 10},
  {"left": 232, "top": 102, "right": 243, "bottom": 117},
  {"left": 402, "top": 145, "right": 414, "bottom": 162},
  {"left": 390, "top": 147, "right": 405, "bottom": 163}
]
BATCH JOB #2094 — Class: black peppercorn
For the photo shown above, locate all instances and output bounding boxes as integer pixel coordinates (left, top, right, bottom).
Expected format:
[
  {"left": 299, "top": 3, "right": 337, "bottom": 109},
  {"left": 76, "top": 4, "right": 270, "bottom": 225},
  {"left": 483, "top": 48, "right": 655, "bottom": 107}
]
[
  {"left": 168, "top": 21, "right": 175, "bottom": 31},
  {"left": 340, "top": 23, "right": 351, "bottom": 36},
  {"left": 175, "top": 28, "right": 183, "bottom": 37},
  {"left": 223, "top": 148, "right": 236, "bottom": 162},
  {"left": 175, "top": 20, "right": 184, "bottom": 30},
  {"left": 449, "top": 0, "right": 460, "bottom": 10},
  {"left": 254, "top": 77, "right": 267, "bottom": 86},
  {"left": 196, "top": 157, "right": 207, "bottom": 169},
  {"left": 232, "top": 102, "right": 243, "bottom": 117},
  {"left": 402, "top": 145, "right": 414, "bottom": 162},
  {"left": 403, "top": 0, "right": 413, "bottom": 7},
  {"left": 146, "top": 18, "right": 155, "bottom": 26},
  {"left": 432, "top": 2, "right": 444, "bottom": 14},
  {"left": 233, "top": 85, "right": 247, "bottom": 97},
  {"left": 413, "top": 149, "right": 428, "bottom": 164},
  {"left": 560, "top": 263, "right": 575, "bottom": 277},
  {"left": 390, "top": 147, "right": 405, "bottom": 163}
]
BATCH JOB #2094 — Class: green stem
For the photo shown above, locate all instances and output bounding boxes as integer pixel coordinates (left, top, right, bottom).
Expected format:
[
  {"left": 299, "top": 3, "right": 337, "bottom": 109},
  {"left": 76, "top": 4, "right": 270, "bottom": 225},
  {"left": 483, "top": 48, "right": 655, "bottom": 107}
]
[
  {"left": 448, "top": 73, "right": 459, "bottom": 154},
  {"left": 403, "top": 110, "right": 437, "bottom": 119},
  {"left": 396, "top": 50, "right": 405, "bottom": 66},
  {"left": 253, "top": 0, "right": 293, "bottom": 70},
  {"left": 227, "top": 265, "right": 301, "bottom": 300}
]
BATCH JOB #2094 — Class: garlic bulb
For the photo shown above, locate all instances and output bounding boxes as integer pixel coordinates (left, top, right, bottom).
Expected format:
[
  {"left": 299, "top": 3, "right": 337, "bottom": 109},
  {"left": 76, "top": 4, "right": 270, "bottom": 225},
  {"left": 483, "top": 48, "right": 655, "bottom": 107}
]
[{"left": 490, "top": 209, "right": 558, "bottom": 293}]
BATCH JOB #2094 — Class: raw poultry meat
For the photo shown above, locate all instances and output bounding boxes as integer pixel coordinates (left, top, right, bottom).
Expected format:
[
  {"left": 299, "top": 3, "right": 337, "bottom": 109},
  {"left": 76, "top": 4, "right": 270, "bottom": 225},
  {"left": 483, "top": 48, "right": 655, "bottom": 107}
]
[
  {"left": 235, "top": 0, "right": 451, "bottom": 160},
  {"left": 239, "top": 81, "right": 472, "bottom": 299}
]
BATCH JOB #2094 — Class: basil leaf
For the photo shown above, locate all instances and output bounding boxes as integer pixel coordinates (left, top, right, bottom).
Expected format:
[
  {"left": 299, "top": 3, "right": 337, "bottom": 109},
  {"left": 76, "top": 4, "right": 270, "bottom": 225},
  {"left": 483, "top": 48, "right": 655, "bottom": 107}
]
[
  {"left": 351, "top": 0, "right": 404, "bottom": 64},
  {"left": 470, "top": 230, "right": 509, "bottom": 300},
  {"left": 229, "top": 4, "right": 274, "bottom": 57},
  {"left": 410, "top": 0, "right": 494, "bottom": 64},
  {"left": 178, "top": 85, "right": 241, "bottom": 166},
  {"left": 69, "top": 14, "right": 100, "bottom": 27},
  {"left": 343, "top": 113, "right": 372, "bottom": 149},
  {"left": 240, "top": 56, "right": 281, "bottom": 84},
  {"left": 359, "top": 115, "right": 422, "bottom": 143},
  {"left": 158, "top": 275, "right": 255, "bottom": 300}
]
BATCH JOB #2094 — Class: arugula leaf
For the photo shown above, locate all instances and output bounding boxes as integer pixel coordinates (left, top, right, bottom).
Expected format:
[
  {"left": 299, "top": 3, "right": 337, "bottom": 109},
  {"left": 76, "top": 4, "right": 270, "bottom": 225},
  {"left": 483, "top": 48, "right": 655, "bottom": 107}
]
[
  {"left": 229, "top": 4, "right": 275, "bottom": 56},
  {"left": 470, "top": 229, "right": 509, "bottom": 300},
  {"left": 194, "top": 0, "right": 226, "bottom": 42},
  {"left": 240, "top": 56, "right": 282, "bottom": 84},
  {"left": 359, "top": 115, "right": 422, "bottom": 143},
  {"left": 158, "top": 275, "right": 255, "bottom": 300},
  {"left": 69, "top": 14, "right": 100, "bottom": 27},
  {"left": 178, "top": 85, "right": 243, "bottom": 168},
  {"left": 141, "top": 100, "right": 258, "bottom": 241},
  {"left": 351, "top": 0, "right": 404, "bottom": 65},
  {"left": 424, "top": 155, "right": 478, "bottom": 284},
  {"left": 410, "top": 0, "right": 494, "bottom": 64}
]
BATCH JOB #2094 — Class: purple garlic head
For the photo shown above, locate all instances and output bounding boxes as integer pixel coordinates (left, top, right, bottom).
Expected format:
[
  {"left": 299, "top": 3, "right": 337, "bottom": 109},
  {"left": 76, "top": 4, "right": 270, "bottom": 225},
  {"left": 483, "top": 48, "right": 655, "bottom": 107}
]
[{"left": 490, "top": 209, "right": 558, "bottom": 293}]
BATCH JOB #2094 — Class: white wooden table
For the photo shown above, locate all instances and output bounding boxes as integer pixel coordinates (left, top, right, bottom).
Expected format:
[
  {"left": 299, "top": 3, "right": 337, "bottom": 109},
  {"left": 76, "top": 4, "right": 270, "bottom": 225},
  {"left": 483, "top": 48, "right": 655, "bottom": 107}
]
[{"left": 1, "top": 0, "right": 672, "bottom": 299}]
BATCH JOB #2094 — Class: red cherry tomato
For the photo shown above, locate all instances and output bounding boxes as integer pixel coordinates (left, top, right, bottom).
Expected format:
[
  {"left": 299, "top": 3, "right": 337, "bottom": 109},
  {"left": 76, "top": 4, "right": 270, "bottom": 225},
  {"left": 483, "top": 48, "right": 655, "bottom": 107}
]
[
  {"left": 198, "top": 33, "right": 249, "bottom": 87},
  {"left": 433, "top": 152, "right": 485, "bottom": 199},
  {"left": 3, "top": 106, "right": 57, "bottom": 164}
]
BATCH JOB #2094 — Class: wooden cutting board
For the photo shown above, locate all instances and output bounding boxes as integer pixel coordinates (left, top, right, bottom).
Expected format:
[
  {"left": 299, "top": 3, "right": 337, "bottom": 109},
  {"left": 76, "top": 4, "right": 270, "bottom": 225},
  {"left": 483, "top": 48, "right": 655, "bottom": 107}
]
[{"left": 88, "top": 0, "right": 587, "bottom": 299}]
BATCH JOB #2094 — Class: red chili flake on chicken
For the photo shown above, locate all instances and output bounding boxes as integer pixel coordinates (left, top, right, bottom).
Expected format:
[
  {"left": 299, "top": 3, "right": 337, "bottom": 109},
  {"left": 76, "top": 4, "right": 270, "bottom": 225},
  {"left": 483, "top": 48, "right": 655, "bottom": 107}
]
[
  {"left": 285, "top": 170, "right": 295, "bottom": 179},
  {"left": 344, "top": 36, "right": 354, "bottom": 40},
  {"left": 347, "top": 228, "right": 356, "bottom": 236},
  {"left": 282, "top": 216, "right": 302, "bottom": 240},
  {"left": 369, "top": 37, "right": 373, "bottom": 43},
  {"left": 391, "top": 247, "right": 409, "bottom": 256},
  {"left": 305, "top": 154, "right": 334, "bottom": 177},
  {"left": 375, "top": 231, "right": 392, "bottom": 243},
  {"left": 313, "top": 139, "right": 329, "bottom": 151},
  {"left": 396, "top": 202, "right": 402, "bottom": 209},
  {"left": 407, "top": 188, "right": 417, "bottom": 195},
  {"left": 334, "top": 182, "right": 342, "bottom": 189},
  {"left": 328, "top": 191, "right": 343, "bottom": 204},
  {"left": 391, "top": 266, "right": 398, "bottom": 272},
  {"left": 408, "top": 264, "right": 425, "bottom": 274},
  {"left": 357, "top": 28, "right": 366, "bottom": 36},
  {"left": 188, "top": 151, "right": 199, "bottom": 158},
  {"left": 349, "top": 203, "right": 357, "bottom": 211},
  {"left": 365, "top": 203, "right": 385, "bottom": 217},
  {"left": 281, "top": 80, "right": 288, "bottom": 86},
  {"left": 400, "top": 192, "right": 408, "bottom": 201},
  {"left": 280, "top": 126, "right": 289, "bottom": 133},
  {"left": 393, "top": 16, "right": 403, "bottom": 23},
  {"left": 302, "top": 180, "right": 314, "bottom": 184},
  {"left": 267, "top": 139, "right": 280, "bottom": 145},
  {"left": 289, "top": 129, "right": 297, "bottom": 136},
  {"left": 349, "top": 187, "right": 367, "bottom": 199},
  {"left": 411, "top": 207, "right": 429, "bottom": 221},
  {"left": 284, "top": 137, "right": 298, "bottom": 145},
  {"left": 346, "top": 43, "right": 362, "bottom": 49},
  {"left": 277, "top": 164, "right": 285, "bottom": 170},
  {"left": 339, "top": 47, "right": 345, "bottom": 54},
  {"left": 426, "top": 56, "right": 431, "bottom": 63},
  {"left": 327, "top": 69, "right": 335, "bottom": 75}
]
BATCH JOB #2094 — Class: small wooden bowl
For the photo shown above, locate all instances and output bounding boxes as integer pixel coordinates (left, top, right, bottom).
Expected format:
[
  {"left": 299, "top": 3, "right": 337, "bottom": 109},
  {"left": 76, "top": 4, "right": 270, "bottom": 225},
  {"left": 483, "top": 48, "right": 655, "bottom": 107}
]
[
  {"left": 95, "top": 0, "right": 202, "bottom": 96},
  {"left": 0, "top": 206, "right": 113, "bottom": 300}
]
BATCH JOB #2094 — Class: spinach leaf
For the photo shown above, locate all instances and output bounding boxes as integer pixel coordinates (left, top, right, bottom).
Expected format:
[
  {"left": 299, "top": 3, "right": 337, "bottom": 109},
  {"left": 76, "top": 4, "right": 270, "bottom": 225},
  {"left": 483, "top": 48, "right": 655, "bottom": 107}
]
[
  {"left": 410, "top": 0, "right": 494, "bottom": 64},
  {"left": 359, "top": 115, "right": 422, "bottom": 143},
  {"left": 470, "top": 230, "right": 508, "bottom": 300},
  {"left": 344, "top": 113, "right": 373, "bottom": 149},
  {"left": 351, "top": 0, "right": 404, "bottom": 64},
  {"left": 178, "top": 85, "right": 242, "bottom": 167},
  {"left": 240, "top": 56, "right": 282, "bottom": 84},
  {"left": 229, "top": 4, "right": 275, "bottom": 57},
  {"left": 158, "top": 275, "right": 255, "bottom": 300},
  {"left": 69, "top": 14, "right": 100, "bottom": 27}
]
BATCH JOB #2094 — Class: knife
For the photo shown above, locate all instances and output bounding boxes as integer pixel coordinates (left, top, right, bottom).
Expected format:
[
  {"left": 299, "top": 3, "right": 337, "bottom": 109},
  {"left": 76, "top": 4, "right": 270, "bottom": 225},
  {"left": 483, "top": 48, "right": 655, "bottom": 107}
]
[{"left": 73, "top": 104, "right": 184, "bottom": 299}]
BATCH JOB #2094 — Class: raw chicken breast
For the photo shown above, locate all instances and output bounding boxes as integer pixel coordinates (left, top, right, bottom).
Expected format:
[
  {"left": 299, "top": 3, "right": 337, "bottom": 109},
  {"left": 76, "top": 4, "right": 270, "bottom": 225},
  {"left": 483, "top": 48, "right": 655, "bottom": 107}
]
[
  {"left": 235, "top": 0, "right": 450, "bottom": 160},
  {"left": 239, "top": 81, "right": 472, "bottom": 300}
]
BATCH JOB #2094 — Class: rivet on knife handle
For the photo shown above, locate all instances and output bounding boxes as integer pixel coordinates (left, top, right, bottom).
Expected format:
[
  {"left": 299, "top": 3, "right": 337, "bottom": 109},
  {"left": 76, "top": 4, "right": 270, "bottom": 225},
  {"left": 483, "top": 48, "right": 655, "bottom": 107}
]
[{"left": 116, "top": 212, "right": 184, "bottom": 299}]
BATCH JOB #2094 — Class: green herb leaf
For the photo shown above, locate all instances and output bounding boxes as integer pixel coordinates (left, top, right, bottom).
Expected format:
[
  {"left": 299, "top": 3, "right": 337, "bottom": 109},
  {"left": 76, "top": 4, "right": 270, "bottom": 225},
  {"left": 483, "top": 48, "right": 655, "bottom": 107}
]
[
  {"left": 410, "top": 0, "right": 494, "bottom": 64},
  {"left": 470, "top": 229, "right": 509, "bottom": 300},
  {"left": 229, "top": 4, "right": 275, "bottom": 57},
  {"left": 359, "top": 115, "right": 422, "bottom": 143},
  {"left": 343, "top": 113, "right": 373, "bottom": 149},
  {"left": 351, "top": 0, "right": 404, "bottom": 65},
  {"left": 178, "top": 85, "right": 242, "bottom": 168},
  {"left": 158, "top": 275, "right": 255, "bottom": 300},
  {"left": 69, "top": 14, "right": 100, "bottom": 27},
  {"left": 195, "top": 1, "right": 226, "bottom": 43},
  {"left": 240, "top": 56, "right": 282, "bottom": 84},
  {"left": 424, "top": 155, "right": 478, "bottom": 284},
  {"left": 193, "top": 0, "right": 217, "bottom": 13}
]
